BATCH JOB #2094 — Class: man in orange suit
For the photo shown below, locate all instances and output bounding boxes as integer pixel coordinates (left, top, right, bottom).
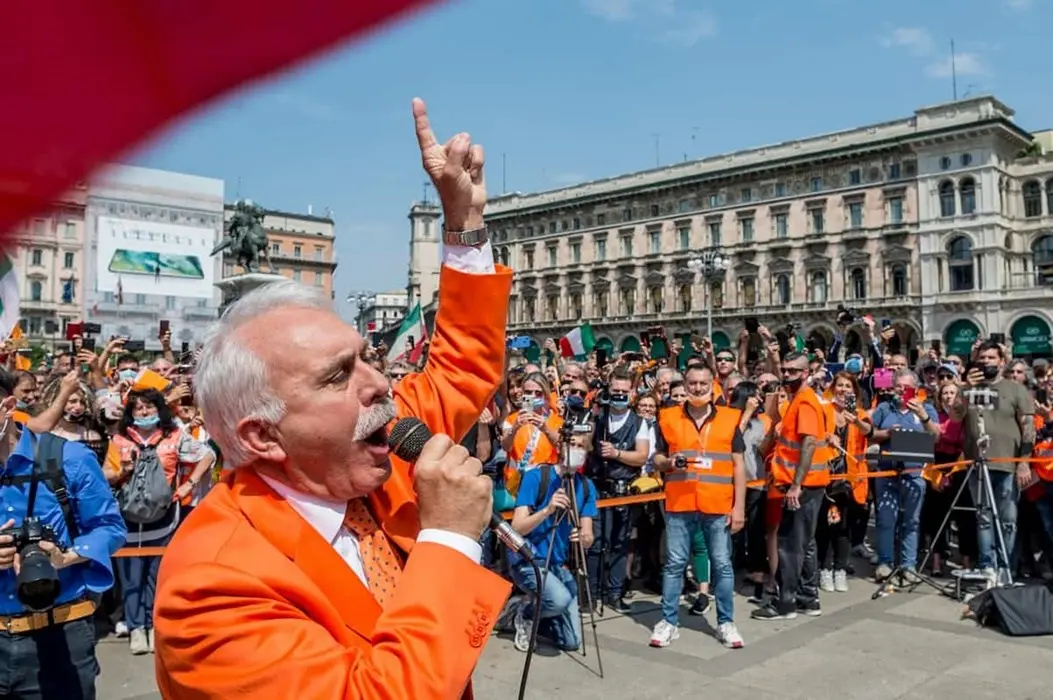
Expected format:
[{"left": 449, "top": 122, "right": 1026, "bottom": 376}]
[{"left": 153, "top": 98, "right": 514, "bottom": 700}]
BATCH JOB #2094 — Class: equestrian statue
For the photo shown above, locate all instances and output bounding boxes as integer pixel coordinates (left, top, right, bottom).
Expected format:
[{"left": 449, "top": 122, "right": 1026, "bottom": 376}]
[{"left": 212, "top": 199, "right": 275, "bottom": 274}]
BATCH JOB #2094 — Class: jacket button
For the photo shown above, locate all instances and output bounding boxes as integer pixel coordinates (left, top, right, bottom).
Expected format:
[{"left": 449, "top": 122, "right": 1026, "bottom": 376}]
[
  {"left": 469, "top": 634, "right": 483, "bottom": 648},
  {"left": 478, "top": 611, "right": 491, "bottom": 624}
]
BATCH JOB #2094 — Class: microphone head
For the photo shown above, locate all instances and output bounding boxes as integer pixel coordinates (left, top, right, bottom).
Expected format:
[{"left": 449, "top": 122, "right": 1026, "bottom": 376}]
[{"left": 387, "top": 417, "right": 432, "bottom": 462}]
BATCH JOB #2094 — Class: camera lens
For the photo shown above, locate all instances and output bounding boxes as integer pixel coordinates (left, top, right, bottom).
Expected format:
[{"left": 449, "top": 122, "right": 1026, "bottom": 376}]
[{"left": 16, "top": 544, "right": 61, "bottom": 611}]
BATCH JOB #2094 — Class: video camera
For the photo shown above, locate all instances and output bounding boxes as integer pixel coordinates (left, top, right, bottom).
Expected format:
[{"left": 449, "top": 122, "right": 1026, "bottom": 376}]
[
  {"left": 1, "top": 517, "right": 62, "bottom": 611},
  {"left": 561, "top": 394, "right": 594, "bottom": 435},
  {"left": 836, "top": 304, "right": 857, "bottom": 326}
]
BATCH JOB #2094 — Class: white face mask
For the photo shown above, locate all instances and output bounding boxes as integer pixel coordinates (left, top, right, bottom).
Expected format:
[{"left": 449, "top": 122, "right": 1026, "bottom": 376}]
[{"left": 568, "top": 446, "right": 587, "bottom": 471}]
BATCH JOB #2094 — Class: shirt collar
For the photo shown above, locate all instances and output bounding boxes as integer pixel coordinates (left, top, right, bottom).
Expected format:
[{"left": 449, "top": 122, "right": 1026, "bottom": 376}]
[{"left": 258, "top": 473, "right": 347, "bottom": 544}]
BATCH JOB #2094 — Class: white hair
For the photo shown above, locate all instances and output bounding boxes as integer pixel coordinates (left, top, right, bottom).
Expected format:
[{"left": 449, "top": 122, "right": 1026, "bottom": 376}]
[
  {"left": 195, "top": 280, "right": 331, "bottom": 468},
  {"left": 894, "top": 368, "right": 920, "bottom": 386}
]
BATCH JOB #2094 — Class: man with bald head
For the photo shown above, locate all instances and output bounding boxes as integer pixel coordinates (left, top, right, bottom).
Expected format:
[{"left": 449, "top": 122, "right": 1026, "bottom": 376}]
[{"left": 154, "top": 98, "right": 513, "bottom": 699}]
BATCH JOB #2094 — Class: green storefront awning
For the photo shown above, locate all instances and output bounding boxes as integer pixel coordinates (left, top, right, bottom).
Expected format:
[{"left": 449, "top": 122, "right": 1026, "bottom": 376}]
[
  {"left": 944, "top": 319, "right": 980, "bottom": 357},
  {"left": 524, "top": 339, "right": 541, "bottom": 364},
  {"left": 677, "top": 332, "right": 694, "bottom": 370},
  {"left": 711, "top": 330, "right": 732, "bottom": 351},
  {"left": 595, "top": 337, "right": 614, "bottom": 354},
  {"left": 1011, "top": 315, "right": 1052, "bottom": 357},
  {"left": 620, "top": 335, "right": 641, "bottom": 353}
]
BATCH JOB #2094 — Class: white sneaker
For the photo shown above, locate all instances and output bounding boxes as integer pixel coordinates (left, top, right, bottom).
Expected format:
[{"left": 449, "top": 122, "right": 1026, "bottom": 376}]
[
  {"left": 819, "top": 569, "right": 835, "bottom": 592},
  {"left": 130, "top": 627, "right": 149, "bottom": 655},
  {"left": 875, "top": 564, "right": 893, "bottom": 582},
  {"left": 717, "top": 622, "right": 745, "bottom": 649},
  {"left": 833, "top": 569, "right": 849, "bottom": 592},
  {"left": 147, "top": 628, "right": 155, "bottom": 653},
  {"left": 512, "top": 602, "right": 530, "bottom": 653},
  {"left": 649, "top": 619, "right": 680, "bottom": 648},
  {"left": 114, "top": 621, "right": 129, "bottom": 638},
  {"left": 981, "top": 567, "right": 998, "bottom": 590}
]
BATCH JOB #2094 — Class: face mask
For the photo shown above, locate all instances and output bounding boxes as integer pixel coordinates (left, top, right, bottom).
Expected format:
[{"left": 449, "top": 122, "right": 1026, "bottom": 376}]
[
  {"left": 568, "top": 447, "right": 587, "bottom": 471},
  {"left": 14, "top": 400, "right": 28, "bottom": 411},
  {"left": 565, "top": 394, "right": 586, "bottom": 411},
  {"left": 134, "top": 415, "right": 160, "bottom": 430},
  {"left": 64, "top": 412, "right": 85, "bottom": 424},
  {"left": 118, "top": 369, "right": 138, "bottom": 382}
]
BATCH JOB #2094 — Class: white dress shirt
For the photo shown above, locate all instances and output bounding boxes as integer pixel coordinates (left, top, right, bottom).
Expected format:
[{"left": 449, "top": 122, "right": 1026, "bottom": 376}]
[
  {"left": 260, "top": 474, "right": 483, "bottom": 588},
  {"left": 444, "top": 240, "right": 496, "bottom": 274}
]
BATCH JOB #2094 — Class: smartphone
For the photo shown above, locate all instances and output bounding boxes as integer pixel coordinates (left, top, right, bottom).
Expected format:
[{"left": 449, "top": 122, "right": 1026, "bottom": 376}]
[
  {"left": 873, "top": 368, "right": 894, "bottom": 390},
  {"left": 181, "top": 341, "right": 190, "bottom": 356},
  {"left": 639, "top": 331, "right": 651, "bottom": 346},
  {"left": 82, "top": 337, "right": 96, "bottom": 352},
  {"left": 159, "top": 319, "right": 170, "bottom": 338},
  {"left": 124, "top": 340, "right": 145, "bottom": 352},
  {"left": 880, "top": 319, "right": 892, "bottom": 329},
  {"left": 745, "top": 317, "right": 759, "bottom": 334},
  {"left": 930, "top": 339, "right": 941, "bottom": 354},
  {"left": 902, "top": 387, "right": 916, "bottom": 403},
  {"left": 595, "top": 348, "right": 608, "bottom": 368},
  {"left": 1037, "top": 388, "right": 1049, "bottom": 405},
  {"left": 647, "top": 325, "right": 665, "bottom": 339},
  {"left": 65, "top": 321, "right": 84, "bottom": 340},
  {"left": 990, "top": 332, "right": 1006, "bottom": 346},
  {"left": 845, "top": 393, "right": 857, "bottom": 414}
]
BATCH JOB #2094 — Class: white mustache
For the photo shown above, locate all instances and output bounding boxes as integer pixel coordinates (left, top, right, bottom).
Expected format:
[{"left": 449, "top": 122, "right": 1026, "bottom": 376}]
[{"left": 353, "top": 399, "right": 397, "bottom": 441}]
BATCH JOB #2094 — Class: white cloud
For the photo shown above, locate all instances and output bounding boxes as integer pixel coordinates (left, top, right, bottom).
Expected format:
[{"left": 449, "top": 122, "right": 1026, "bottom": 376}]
[
  {"left": 663, "top": 11, "right": 717, "bottom": 47},
  {"left": 581, "top": 0, "right": 639, "bottom": 21},
  {"left": 582, "top": 0, "right": 717, "bottom": 45},
  {"left": 926, "top": 52, "right": 990, "bottom": 78},
  {"left": 1006, "top": 0, "right": 1032, "bottom": 10},
  {"left": 881, "top": 27, "right": 935, "bottom": 56}
]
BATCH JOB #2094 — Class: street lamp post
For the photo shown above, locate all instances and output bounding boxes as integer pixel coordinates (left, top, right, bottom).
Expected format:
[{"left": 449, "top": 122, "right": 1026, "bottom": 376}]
[
  {"left": 346, "top": 291, "right": 376, "bottom": 335},
  {"left": 687, "top": 249, "right": 729, "bottom": 339}
]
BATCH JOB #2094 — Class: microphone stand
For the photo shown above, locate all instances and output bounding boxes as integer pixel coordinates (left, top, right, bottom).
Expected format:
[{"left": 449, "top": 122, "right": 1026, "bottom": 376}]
[{"left": 593, "top": 397, "right": 612, "bottom": 615}]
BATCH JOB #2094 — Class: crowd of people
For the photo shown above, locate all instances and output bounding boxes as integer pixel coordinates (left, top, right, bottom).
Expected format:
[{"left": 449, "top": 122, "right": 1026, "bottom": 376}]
[{"left": 371, "top": 314, "right": 1051, "bottom": 652}]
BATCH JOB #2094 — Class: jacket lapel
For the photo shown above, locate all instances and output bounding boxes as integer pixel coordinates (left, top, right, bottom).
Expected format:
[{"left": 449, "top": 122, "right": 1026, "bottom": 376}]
[{"left": 232, "top": 470, "right": 381, "bottom": 640}]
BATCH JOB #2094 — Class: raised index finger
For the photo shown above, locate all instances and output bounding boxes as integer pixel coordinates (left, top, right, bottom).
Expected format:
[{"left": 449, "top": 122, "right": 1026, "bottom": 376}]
[{"left": 412, "top": 97, "right": 438, "bottom": 152}]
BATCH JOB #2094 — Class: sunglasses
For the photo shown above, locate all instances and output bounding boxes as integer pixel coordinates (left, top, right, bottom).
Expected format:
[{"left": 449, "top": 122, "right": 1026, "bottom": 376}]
[
  {"left": 567, "top": 389, "right": 587, "bottom": 397},
  {"left": 716, "top": 356, "right": 735, "bottom": 363}
]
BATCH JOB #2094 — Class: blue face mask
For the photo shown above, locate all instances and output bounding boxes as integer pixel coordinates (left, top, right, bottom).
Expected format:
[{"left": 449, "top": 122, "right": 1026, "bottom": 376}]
[
  {"left": 609, "top": 399, "right": 630, "bottom": 410},
  {"left": 14, "top": 400, "right": 28, "bottom": 411},
  {"left": 532, "top": 397, "right": 547, "bottom": 410},
  {"left": 134, "top": 415, "right": 160, "bottom": 430},
  {"left": 118, "top": 369, "right": 138, "bottom": 382}
]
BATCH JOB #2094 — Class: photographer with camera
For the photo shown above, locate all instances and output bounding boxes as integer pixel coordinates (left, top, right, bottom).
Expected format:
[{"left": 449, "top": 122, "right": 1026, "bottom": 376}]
[
  {"left": 962, "top": 341, "right": 1036, "bottom": 587},
  {"left": 586, "top": 367, "right": 650, "bottom": 614},
  {"left": 0, "top": 368, "right": 127, "bottom": 699}
]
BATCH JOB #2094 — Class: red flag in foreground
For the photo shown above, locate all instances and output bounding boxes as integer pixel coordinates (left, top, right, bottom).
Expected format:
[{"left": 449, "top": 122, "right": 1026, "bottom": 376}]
[{"left": 0, "top": 0, "right": 442, "bottom": 239}]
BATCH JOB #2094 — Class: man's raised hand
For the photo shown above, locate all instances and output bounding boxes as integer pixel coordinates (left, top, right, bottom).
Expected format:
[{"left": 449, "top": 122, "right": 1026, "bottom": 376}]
[{"left": 412, "top": 97, "right": 486, "bottom": 231}]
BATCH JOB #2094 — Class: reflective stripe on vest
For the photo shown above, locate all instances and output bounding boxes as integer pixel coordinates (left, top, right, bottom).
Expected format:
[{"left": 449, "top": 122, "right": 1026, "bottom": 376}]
[{"left": 658, "top": 405, "right": 741, "bottom": 515}]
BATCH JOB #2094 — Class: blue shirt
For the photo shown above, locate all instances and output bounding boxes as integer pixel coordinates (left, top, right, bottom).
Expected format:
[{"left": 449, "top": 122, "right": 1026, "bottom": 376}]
[
  {"left": 870, "top": 400, "right": 939, "bottom": 473},
  {"left": 0, "top": 430, "right": 127, "bottom": 614},
  {"left": 510, "top": 467, "right": 598, "bottom": 568}
]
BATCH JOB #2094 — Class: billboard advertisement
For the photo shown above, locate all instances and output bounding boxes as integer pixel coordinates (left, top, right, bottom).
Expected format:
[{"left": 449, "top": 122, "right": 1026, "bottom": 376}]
[{"left": 95, "top": 216, "right": 217, "bottom": 299}]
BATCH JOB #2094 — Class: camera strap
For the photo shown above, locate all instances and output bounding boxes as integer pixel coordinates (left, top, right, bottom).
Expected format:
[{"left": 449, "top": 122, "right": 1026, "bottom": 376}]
[{"left": 26, "top": 433, "right": 79, "bottom": 540}]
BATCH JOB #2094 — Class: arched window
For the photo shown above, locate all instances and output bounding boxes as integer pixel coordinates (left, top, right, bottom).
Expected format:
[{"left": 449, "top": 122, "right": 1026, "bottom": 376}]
[
  {"left": 810, "top": 270, "right": 828, "bottom": 303},
  {"left": 939, "top": 180, "right": 956, "bottom": 217},
  {"left": 1023, "top": 180, "right": 1043, "bottom": 218},
  {"left": 850, "top": 267, "right": 866, "bottom": 300},
  {"left": 1047, "top": 179, "right": 1053, "bottom": 216},
  {"left": 960, "top": 177, "right": 976, "bottom": 215},
  {"left": 500, "top": 248, "right": 511, "bottom": 266},
  {"left": 571, "top": 293, "right": 583, "bottom": 319},
  {"left": 593, "top": 290, "right": 608, "bottom": 318},
  {"left": 649, "top": 285, "right": 663, "bottom": 313},
  {"left": 742, "top": 277, "right": 757, "bottom": 307},
  {"left": 678, "top": 284, "right": 692, "bottom": 312},
  {"left": 620, "top": 288, "right": 635, "bottom": 315},
  {"left": 29, "top": 281, "right": 42, "bottom": 301},
  {"left": 709, "top": 281, "right": 723, "bottom": 309},
  {"left": 1033, "top": 235, "right": 1053, "bottom": 286},
  {"left": 947, "top": 236, "right": 974, "bottom": 291},
  {"left": 891, "top": 263, "right": 908, "bottom": 296},
  {"left": 776, "top": 274, "right": 791, "bottom": 305}
]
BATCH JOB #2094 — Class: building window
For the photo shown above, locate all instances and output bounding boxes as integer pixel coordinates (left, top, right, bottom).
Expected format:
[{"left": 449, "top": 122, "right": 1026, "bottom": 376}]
[
  {"left": 29, "top": 281, "right": 42, "bottom": 302},
  {"left": 810, "top": 176, "right": 823, "bottom": 192},
  {"left": 64, "top": 222, "right": 76, "bottom": 238},
  {"left": 621, "top": 236, "right": 633, "bottom": 258},
  {"left": 889, "top": 163, "right": 901, "bottom": 180},
  {"left": 28, "top": 317, "right": 42, "bottom": 335},
  {"left": 548, "top": 221, "right": 556, "bottom": 234},
  {"left": 649, "top": 286, "right": 663, "bottom": 313},
  {"left": 1047, "top": 179, "right": 1053, "bottom": 215},
  {"left": 678, "top": 199, "right": 691, "bottom": 213},
  {"left": 561, "top": 220, "right": 569, "bottom": 232},
  {"left": 742, "top": 278, "right": 757, "bottom": 307},
  {"left": 947, "top": 235, "right": 974, "bottom": 291},
  {"left": 33, "top": 220, "right": 45, "bottom": 236},
  {"left": 315, "top": 273, "right": 324, "bottom": 287},
  {"left": 740, "top": 188, "right": 752, "bottom": 203},
  {"left": 271, "top": 243, "right": 280, "bottom": 254},
  {"left": 810, "top": 209, "right": 824, "bottom": 234},
  {"left": 708, "top": 221, "right": 721, "bottom": 247},
  {"left": 135, "top": 294, "right": 146, "bottom": 305},
  {"left": 848, "top": 169, "right": 861, "bottom": 185},
  {"left": 293, "top": 270, "right": 302, "bottom": 282},
  {"left": 649, "top": 204, "right": 659, "bottom": 218},
  {"left": 1033, "top": 235, "right": 1053, "bottom": 286},
  {"left": 888, "top": 197, "right": 904, "bottom": 224},
  {"left": 622, "top": 207, "right": 632, "bottom": 222},
  {"left": 524, "top": 250, "right": 534, "bottom": 269},
  {"left": 678, "top": 226, "right": 690, "bottom": 250},
  {"left": 619, "top": 288, "right": 635, "bottom": 315},
  {"left": 774, "top": 213, "right": 789, "bottom": 238},
  {"left": 593, "top": 291, "right": 607, "bottom": 317},
  {"left": 678, "top": 284, "right": 692, "bottom": 312},
  {"left": 939, "top": 156, "right": 951, "bottom": 170},
  {"left": 939, "top": 180, "right": 956, "bottom": 217},
  {"left": 740, "top": 217, "right": 754, "bottom": 242},
  {"left": 775, "top": 274, "right": 791, "bottom": 305},
  {"left": 547, "top": 246, "right": 557, "bottom": 267},
  {"left": 573, "top": 217, "right": 581, "bottom": 229},
  {"left": 596, "top": 213, "right": 606, "bottom": 226},
  {"left": 709, "top": 281, "right": 723, "bottom": 309},
  {"left": 63, "top": 251, "right": 74, "bottom": 268},
  {"left": 810, "top": 271, "right": 828, "bottom": 303},
  {"left": 523, "top": 298, "right": 535, "bottom": 323},
  {"left": 595, "top": 240, "right": 606, "bottom": 261},
  {"left": 103, "top": 291, "right": 114, "bottom": 303},
  {"left": 571, "top": 293, "right": 583, "bottom": 319},
  {"left": 649, "top": 231, "right": 661, "bottom": 254},
  {"left": 961, "top": 153, "right": 973, "bottom": 167},
  {"left": 960, "top": 177, "right": 976, "bottom": 215},
  {"left": 774, "top": 183, "right": 787, "bottom": 197},
  {"left": 570, "top": 242, "right": 581, "bottom": 263},
  {"left": 708, "top": 194, "right": 720, "bottom": 208},
  {"left": 847, "top": 202, "right": 863, "bottom": 229},
  {"left": 891, "top": 263, "right": 908, "bottom": 296},
  {"left": 1023, "top": 180, "right": 1043, "bottom": 218},
  {"left": 546, "top": 295, "right": 559, "bottom": 321},
  {"left": 850, "top": 267, "right": 866, "bottom": 299},
  {"left": 293, "top": 244, "right": 302, "bottom": 257},
  {"left": 31, "top": 249, "right": 42, "bottom": 266},
  {"left": 314, "top": 246, "right": 324, "bottom": 261}
]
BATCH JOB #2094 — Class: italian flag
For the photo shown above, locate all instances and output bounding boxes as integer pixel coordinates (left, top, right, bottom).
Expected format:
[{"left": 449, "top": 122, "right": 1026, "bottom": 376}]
[
  {"left": 0, "top": 253, "right": 20, "bottom": 340},
  {"left": 387, "top": 302, "right": 427, "bottom": 365},
  {"left": 559, "top": 323, "right": 596, "bottom": 358}
]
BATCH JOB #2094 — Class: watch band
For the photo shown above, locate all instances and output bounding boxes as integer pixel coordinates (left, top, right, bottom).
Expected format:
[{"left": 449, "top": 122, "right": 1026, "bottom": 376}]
[{"left": 442, "top": 225, "right": 489, "bottom": 247}]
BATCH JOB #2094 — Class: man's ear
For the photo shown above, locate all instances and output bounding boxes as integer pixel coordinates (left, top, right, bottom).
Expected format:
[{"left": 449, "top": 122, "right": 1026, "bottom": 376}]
[{"left": 236, "top": 418, "right": 286, "bottom": 464}]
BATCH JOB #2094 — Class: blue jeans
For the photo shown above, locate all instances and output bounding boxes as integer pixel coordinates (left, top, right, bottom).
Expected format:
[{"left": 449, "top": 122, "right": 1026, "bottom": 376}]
[
  {"left": 969, "top": 469, "right": 1019, "bottom": 571},
  {"left": 511, "top": 564, "right": 581, "bottom": 651},
  {"left": 661, "top": 512, "right": 734, "bottom": 626},
  {"left": 0, "top": 619, "right": 98, "bottom": 699},
  {"left": 874, "top": 474, "right": 925, "bottom": 569}
]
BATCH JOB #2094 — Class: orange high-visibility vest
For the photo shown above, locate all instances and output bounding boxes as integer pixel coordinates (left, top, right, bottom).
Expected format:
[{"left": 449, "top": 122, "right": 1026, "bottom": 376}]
[
  {"left": 771, "top": 387, "right": 831, "bottom": 489},
  {"left": 658, "top": 404, "right": 741, "bottom": 515},
  {"left": 843, "top": 409, "right": 870, "bottom": 504},
  {"left": 1034, "top": 439, "right": 1053, "bottom": 483}
]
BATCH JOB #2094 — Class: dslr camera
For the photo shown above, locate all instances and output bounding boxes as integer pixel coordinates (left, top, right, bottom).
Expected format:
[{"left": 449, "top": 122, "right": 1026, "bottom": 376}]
[
  {"left": 835, "top": 304, "right": 857, "bottom": 326},
  {"left": 1, "top": 517, "right": 63, "bottom": 611}
]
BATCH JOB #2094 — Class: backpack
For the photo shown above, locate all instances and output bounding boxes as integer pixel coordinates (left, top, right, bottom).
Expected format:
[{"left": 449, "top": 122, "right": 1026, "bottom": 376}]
[
  {"left": 116, "top": 443, "right": 174, "bottom": 524},
  {"left": 0, "top": 433, "right": 80, "bottom": 540}
]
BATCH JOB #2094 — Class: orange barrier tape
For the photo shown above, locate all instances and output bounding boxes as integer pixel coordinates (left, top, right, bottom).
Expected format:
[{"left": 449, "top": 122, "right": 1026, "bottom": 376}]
[{"left": 112, "top": 457, "right": 1049, "bottom": 557}]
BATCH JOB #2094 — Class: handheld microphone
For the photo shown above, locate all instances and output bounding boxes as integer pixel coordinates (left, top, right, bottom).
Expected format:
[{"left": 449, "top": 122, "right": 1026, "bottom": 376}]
[{"left": 387, "top": 417, "right": 536, "bottom": 561}]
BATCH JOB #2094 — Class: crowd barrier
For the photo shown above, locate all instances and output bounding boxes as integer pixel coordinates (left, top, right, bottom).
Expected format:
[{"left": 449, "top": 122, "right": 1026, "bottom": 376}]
[{"left": 110, "top": 456, "right": 1040, "bottom": 558}]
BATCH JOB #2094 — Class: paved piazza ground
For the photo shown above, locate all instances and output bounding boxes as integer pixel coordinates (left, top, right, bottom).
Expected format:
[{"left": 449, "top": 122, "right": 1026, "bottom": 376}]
[{"left": 99, "top": 580, "right": 1051, "bottom": 700}]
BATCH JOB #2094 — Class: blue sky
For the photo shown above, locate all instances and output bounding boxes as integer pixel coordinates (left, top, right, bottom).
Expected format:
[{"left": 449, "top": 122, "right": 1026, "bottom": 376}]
[{"left": 135, "top": 0, "right": 1050, "bottom": 321}]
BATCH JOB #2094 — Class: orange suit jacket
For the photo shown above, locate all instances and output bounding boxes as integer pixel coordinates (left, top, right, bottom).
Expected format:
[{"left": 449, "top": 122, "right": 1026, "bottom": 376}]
[{"left": 154, "top": 265, "right": 515, "bottom": 700}]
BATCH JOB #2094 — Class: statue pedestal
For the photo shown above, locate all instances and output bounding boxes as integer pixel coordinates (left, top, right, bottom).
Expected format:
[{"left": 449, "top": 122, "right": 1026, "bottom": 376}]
[{"left": 215, "top": 272, "right": 287, "bottom": 316}]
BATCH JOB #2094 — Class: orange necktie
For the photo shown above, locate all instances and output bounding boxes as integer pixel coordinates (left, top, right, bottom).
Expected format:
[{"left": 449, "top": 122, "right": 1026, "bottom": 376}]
[{"left": 343, "top": 499, "right": 402, "bottom": 606}]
